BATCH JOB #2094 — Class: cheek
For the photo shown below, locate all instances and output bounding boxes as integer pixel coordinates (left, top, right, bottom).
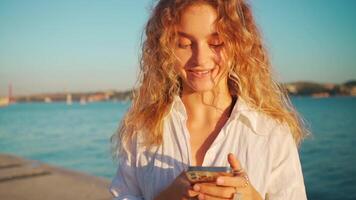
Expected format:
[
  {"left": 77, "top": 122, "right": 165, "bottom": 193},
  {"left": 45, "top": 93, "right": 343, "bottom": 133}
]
[
  {"left": 215, "top": 49, "right": 228, "bottom": 70},
  {"left": 173, "top": 50, "right": 191, "bottom": 74},
  {"left": 175, "top": 50, "right": 191, "bottom": 66},
  {"left": 172, "top": 55, "right": 184, "bottom": 76},
  {"left": 173, "top": 64, "right": 182, "bottom": 76},
  {"left": 214, "top": 49, "right": 225, "bottom": 65}
]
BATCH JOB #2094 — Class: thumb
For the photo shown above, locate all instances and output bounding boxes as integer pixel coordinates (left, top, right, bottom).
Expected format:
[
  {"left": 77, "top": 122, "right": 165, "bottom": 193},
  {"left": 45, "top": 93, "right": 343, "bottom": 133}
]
[{"left": 227, "top": 153, "right": 242, "bottom": 170}]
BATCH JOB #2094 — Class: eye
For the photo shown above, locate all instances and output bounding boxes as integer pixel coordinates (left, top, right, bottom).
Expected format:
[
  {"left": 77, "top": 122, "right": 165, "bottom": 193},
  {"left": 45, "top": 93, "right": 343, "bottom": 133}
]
[
  {"left": 178, "top": 43, "right": 192, "bottom": 49},
  {"left": 208, "top": 38, "right": 224, "bottom": 48},
  {"left": 209, "top": 42, "right": 224, "bottom": 48},
  {"left": 177, "top": 37, "right": 192, "bottom": 49}
]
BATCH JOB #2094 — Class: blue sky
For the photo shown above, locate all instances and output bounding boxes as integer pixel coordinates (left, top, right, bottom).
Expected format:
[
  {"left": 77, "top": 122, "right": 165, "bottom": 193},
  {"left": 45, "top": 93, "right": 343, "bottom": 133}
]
[{"left": 0, "top": 0, "right": 355, "bottom": 96}]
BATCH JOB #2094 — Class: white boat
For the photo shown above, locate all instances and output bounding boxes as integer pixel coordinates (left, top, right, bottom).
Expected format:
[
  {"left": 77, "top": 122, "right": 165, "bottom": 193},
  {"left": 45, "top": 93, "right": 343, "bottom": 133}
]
[
  {"left": 66, "top": 94, "right": 72, "bottom": 105},
  {"left": 80, "top": 97, "right": 87, "bottom": 105}
]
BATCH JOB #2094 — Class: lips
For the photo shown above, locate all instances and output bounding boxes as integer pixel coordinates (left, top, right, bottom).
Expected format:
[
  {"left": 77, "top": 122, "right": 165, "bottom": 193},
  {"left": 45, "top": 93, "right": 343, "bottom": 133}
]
[{"left": 186, "top": 69, "right": 214, "bottom": 78}]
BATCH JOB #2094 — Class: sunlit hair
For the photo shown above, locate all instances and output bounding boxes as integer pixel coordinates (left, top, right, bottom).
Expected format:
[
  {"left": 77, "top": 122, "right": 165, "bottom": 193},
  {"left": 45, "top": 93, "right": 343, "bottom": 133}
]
[{"left": 112, "top": 0, "right": 309, "bottom": 158}]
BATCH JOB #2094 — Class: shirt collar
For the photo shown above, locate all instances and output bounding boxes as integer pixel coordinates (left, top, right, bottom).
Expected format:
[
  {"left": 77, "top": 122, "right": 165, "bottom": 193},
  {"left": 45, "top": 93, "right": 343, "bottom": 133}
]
[
  {"left": 170, "top": 95, "right": 271, "bottom": 136},
  {"left": 232, "top": 97, "right": 278, "bottom": 136},
  {"left": 171, "top": 95, "right": 188, "bottom": 119},
  {"left": 231, "top": 97, "right": 260, "bottom": 135}
]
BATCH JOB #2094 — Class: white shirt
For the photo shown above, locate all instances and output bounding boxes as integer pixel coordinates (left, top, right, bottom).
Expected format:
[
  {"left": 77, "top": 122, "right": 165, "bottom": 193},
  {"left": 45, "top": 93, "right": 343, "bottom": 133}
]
[{"left": 110, "top": 96, "right": 307, "bottom": 200}]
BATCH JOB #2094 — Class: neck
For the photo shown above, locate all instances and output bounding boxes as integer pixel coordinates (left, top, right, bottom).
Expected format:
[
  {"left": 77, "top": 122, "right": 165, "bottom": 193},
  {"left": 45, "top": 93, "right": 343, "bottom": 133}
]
[{"left": 180, "top": 82, "right": 233, "bottom": 122}]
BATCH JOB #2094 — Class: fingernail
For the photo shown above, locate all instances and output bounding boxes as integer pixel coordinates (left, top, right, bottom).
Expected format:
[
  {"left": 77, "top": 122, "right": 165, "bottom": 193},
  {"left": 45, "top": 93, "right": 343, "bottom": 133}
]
[
  {"left": 216, "top": 177, "right": 224, "bottom": 185},
  {"left": 193, "top": 184, "right": 200, "bottom": 191},
  {"left": 198, "top": 193, "right": 205, "bottom": 200}
]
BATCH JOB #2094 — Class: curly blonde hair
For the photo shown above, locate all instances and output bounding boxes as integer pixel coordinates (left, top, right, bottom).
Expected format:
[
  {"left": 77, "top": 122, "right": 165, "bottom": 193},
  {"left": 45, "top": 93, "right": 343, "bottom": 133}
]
[{"left": 112, "top": 0, "right": 309, "bottom": 158}]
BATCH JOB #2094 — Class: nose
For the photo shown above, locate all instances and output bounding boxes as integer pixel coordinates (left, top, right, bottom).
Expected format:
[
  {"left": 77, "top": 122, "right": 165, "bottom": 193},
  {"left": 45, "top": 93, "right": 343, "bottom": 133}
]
[{"left": 192, "top": 43, "right": 212, "bottom": 67}]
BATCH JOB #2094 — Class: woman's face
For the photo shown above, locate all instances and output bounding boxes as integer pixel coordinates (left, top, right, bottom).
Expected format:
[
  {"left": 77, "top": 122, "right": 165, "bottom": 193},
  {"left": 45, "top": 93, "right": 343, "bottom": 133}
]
[{"left": 173, "top": 3, "right": 227, "bottom": 93}]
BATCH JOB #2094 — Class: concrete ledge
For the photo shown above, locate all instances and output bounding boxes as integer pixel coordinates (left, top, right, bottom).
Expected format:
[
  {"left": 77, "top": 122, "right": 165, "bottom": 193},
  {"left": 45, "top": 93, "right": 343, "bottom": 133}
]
[{"left": 0, "top": 154, "right": 112, "bottom": 200}]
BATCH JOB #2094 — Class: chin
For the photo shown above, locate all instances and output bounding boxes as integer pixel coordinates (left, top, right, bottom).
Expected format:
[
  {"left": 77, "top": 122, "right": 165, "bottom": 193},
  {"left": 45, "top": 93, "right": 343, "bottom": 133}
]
[{"left": 184, "top": 81, "right": 216, "bottom": 93}]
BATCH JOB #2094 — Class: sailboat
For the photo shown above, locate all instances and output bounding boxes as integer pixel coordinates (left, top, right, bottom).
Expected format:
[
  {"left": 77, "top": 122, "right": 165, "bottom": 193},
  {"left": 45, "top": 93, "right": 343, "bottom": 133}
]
[
  {"left": 66, "top": 94, "right": 72, "bottom": 105},
  {"left": 80, "top": 96, "right": 87, "bottom": 105}
]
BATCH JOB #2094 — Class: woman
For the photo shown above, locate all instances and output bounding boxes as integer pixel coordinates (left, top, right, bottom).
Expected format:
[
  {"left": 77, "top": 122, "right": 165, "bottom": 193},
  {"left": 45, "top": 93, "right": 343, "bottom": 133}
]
[{"left": 110, "top": 0, "right": 308, "bottom": 199}]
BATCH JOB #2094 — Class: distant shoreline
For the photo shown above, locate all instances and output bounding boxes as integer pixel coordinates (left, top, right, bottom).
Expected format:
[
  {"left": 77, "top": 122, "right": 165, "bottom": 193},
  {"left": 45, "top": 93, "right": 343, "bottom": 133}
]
[
  {"left": 283, "top": 80, "right": 356, "bottom": 98},
  {"left": 1, "top": 80, "right": 355, "bottom": 104}
]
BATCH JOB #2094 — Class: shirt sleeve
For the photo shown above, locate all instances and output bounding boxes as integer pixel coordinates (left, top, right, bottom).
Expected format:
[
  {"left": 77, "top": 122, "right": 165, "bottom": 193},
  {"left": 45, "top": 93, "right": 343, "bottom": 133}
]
[
  {"left": 109, "top": 146, "right": 144, "bottom": 200},
  {"left": 266, "top": 127, "right": 307, "bottom": 200}
]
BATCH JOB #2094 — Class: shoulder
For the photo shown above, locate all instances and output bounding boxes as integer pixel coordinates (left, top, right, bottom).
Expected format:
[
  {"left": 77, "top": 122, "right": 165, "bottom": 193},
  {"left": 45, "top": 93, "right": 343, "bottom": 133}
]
[
  {"left": 252, "top": 111, "right": 295, "bottom": 145},
  {"left": 236, "top": 102, "right": 291, "bottom": 139},
  {"left": 231, "top": 97, "right": 288, "bottom": 137}
]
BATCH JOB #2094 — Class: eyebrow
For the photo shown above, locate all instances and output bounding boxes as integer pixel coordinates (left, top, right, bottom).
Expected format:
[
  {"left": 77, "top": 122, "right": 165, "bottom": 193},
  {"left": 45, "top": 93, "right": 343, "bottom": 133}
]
[{"left": 177, "top": 31, "right": 219, "bottom": 39}]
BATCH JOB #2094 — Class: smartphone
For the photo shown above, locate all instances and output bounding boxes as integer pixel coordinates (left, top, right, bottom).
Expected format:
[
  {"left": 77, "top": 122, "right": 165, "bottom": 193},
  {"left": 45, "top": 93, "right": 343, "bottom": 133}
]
[{"left": 185, "top": 166, "right": 234, "bottom": 183}]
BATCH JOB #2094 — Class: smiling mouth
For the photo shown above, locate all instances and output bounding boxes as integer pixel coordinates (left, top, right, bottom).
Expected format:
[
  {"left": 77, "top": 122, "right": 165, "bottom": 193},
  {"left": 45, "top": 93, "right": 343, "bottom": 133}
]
[{"left": 186, "top": 69, "right": 214, "bottom": 78}]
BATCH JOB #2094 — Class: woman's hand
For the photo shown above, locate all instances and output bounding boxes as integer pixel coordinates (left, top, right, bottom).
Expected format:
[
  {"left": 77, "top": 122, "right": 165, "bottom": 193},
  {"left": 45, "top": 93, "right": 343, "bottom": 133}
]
[
  {"left": 154, "top": 171, "right": 199, "bottom": 200},
  {"left": 192, "top": 153, "right": 263, "bottom": 200}
]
